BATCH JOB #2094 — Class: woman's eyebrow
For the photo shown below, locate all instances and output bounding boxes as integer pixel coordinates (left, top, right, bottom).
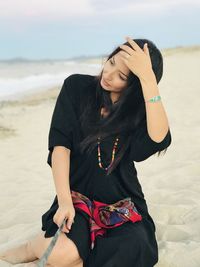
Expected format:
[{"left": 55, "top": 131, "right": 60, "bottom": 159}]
[{"left": 113, "top": 56, "right": 129, "bottom": 77}]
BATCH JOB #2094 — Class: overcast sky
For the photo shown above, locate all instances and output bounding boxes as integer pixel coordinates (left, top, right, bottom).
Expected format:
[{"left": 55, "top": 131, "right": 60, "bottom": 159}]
[{"left": 0, "top": 0, "right": 199, "bottom": 60}]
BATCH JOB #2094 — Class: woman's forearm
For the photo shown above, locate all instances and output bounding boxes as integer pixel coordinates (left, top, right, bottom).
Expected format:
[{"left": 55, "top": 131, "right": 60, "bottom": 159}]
[
  {"left": 51, "top": 146, "right": 72, "bottom": 205},
  {"left": 139, "top": 71, "right": 169, "bottom": 143}
]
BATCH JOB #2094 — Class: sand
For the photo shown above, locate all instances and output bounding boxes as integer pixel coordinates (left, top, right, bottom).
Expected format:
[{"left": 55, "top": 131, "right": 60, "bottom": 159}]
[{"left": 0, "top": 46, "right": 200, "bottom": 266}]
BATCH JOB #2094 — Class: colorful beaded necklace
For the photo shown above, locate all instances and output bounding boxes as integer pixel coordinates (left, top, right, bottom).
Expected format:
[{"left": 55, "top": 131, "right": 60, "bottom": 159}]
[
  {"left": 98, "top": 107, "right": 120, "bottom": 171},
  {"left": 97, "top": 136, "right": 119, "bottom": 171}
]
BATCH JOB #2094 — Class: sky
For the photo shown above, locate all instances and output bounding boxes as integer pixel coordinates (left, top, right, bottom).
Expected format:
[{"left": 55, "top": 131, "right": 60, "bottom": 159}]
[{"left": 0, "top": 0, "right": 199, "bottom": 60}]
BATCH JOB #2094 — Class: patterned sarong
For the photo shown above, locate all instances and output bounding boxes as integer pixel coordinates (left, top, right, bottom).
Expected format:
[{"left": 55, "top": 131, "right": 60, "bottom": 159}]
[
  {"left": 71, "top": 190, "right": 143, "bottom": 249},
  {"left": 37, "top": 190, "right": 142, "bottom": 267}
]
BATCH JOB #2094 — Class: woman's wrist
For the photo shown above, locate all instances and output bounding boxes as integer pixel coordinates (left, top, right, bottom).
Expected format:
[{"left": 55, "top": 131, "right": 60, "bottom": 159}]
[{"left": 57, "top": 193, "right": 72, "bottom": 206}]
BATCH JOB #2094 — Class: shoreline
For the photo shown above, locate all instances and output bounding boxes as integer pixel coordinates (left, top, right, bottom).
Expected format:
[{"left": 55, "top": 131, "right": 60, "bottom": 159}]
[{"left": 1, "top": 44, "right": 200, "bottom": 104}]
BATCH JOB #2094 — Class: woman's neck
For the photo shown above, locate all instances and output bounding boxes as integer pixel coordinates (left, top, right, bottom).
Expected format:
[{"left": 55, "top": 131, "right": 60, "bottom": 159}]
[{"left": 110, "top": 92, "right": 120, "bottom": 104}]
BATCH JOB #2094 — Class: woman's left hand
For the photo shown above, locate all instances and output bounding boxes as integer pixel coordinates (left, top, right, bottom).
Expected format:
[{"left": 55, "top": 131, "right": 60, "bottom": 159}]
[{"left": 119, "top": 36, "right": 154, "bottom": 81}]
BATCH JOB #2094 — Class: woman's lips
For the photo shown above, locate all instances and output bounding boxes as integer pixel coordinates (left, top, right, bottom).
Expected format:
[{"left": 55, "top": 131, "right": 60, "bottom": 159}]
[{"left": 102, "top": 78, "right": 110, "bottom": 86}]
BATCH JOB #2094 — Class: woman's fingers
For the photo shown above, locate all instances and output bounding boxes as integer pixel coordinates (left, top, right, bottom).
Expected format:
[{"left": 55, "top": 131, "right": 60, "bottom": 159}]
[
  {"left": 125, "top": 36, "right": 142, "bottom": 52},
  {"left": 119, "top": 44, "right": 135, "bottom": 55},
  {"left": 53, "top": 204, "right": 76, "bottom": 233},
  {"left": 118, "top": 50, "right": 130, "bottom": 60},
  {"left": 66, "top": 216, "right": 74, "bottom": 230},
  {"left": 59, "top": 216, "right": 75, "bottom": 233}
]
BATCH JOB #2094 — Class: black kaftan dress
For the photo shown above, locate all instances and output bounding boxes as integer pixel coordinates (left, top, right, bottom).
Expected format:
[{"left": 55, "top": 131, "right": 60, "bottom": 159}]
[{"left": 41, "top": 73, "right": 172, "bottom": 267}]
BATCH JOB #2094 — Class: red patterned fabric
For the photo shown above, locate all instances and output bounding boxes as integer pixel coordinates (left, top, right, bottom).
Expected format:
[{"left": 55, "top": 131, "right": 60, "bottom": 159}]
[{"left": 70, "top": 190, "right": 143, "bottom": 249}]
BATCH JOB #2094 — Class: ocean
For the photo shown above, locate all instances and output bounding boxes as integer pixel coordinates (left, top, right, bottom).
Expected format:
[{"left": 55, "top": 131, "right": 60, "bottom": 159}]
[{"left": 0, "top": 59, "right": 102, "bottom": 101}]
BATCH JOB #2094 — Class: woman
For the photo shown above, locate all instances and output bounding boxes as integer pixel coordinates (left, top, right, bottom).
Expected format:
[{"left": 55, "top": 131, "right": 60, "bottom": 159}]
[{"left": 0, "top": 36, "right": 172, "bottom": 267}]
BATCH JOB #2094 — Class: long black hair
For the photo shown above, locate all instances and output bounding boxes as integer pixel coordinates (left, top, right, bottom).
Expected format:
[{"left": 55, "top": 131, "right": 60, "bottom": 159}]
[{"left": 78, "top": 38, "right": 167, "bottom": 175}]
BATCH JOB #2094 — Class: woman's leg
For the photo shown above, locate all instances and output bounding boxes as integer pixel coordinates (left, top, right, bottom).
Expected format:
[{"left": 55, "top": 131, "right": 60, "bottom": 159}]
[
  {"left": 0, "top": 232, "right": 42, "bottom": 264},
  {"left": 0, "top": 230, "right": 84, "bottom": 267},
  {"left": 22, "top": 259, "right": 55, "bottom": 267},
  {"left": 73, "top": 261, "right": 83, "bottom": 267}
]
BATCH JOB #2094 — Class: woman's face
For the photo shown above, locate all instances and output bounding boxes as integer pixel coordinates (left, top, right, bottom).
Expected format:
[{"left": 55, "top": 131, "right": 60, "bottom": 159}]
[{"left": 100, "top": 52, "right": 130, "bottom": 92}]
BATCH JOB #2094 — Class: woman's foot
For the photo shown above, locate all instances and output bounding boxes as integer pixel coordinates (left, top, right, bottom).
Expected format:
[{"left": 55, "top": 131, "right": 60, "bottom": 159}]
[{"left": 0, "top": 241, "right": 37, "bottom": 264}]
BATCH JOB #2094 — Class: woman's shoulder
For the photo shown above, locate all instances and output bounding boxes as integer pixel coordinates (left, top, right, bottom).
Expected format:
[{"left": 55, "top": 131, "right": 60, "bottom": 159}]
[
  {"left": 68, "top": 73, "right": 96, "bottom": 80},
  {"left": 64, "top": 73, "right": 96, "bottom": 90},
  {"left": 59, "top": 73, "right": 97, "bottom": 110}
]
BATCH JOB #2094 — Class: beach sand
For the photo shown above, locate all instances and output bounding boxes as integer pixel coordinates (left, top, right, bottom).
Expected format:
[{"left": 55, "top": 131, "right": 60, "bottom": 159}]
[{"left": 0, "top": 46, "right": 200, "bottom": 266}]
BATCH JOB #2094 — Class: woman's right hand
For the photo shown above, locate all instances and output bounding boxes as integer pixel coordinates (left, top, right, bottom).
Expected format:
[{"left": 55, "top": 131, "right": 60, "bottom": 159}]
[{"left": 53, "top": 198, "right": 75, "bottom": 233}]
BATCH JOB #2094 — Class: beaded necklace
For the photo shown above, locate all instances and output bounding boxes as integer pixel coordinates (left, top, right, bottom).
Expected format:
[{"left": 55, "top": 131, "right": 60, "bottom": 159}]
[
  {"left": 98, "top": 107, "right": 120, "bottom": 171},
  {"left": 97, "top": 136, "right": 119, "bottom": 171}
]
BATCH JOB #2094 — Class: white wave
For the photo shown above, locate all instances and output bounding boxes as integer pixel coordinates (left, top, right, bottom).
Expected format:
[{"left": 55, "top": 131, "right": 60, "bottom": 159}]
[{"left": 0, "top": 72, "right": 73, "bottom": 101}]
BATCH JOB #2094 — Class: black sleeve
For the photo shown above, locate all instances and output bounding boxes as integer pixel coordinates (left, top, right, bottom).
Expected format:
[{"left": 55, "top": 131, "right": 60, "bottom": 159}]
[
  {"left": 47, "top": 75, "right": 79, "bottom": 167},
  {"left": 129, "top": 120, "right": 172, "bottom": 162}
]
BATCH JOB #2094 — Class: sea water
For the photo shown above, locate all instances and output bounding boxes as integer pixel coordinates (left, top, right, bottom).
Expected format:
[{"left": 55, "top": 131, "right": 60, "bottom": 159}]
[{"left": 0, "top": 59, "right": 102, "bottom": 101}]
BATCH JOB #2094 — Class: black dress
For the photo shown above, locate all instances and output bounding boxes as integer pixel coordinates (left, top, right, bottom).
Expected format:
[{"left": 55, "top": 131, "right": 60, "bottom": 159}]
[{"left": 41, "top": 74, "right": 172, "bottom": 267}]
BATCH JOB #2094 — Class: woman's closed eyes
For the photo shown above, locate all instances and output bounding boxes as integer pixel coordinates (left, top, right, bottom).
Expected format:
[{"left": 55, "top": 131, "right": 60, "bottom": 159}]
[{"left": 109, "top": 58, "right": 127, "bottom": 81}]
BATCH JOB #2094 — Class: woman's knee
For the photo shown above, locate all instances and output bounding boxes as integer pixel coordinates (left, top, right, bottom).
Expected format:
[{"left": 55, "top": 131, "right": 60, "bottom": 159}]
[
  {"left": 27, "top": 231, "right": 47, "bottom": 260},
  {"left": 38, "top": 231, "right": 83, "bottom": 267}
]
